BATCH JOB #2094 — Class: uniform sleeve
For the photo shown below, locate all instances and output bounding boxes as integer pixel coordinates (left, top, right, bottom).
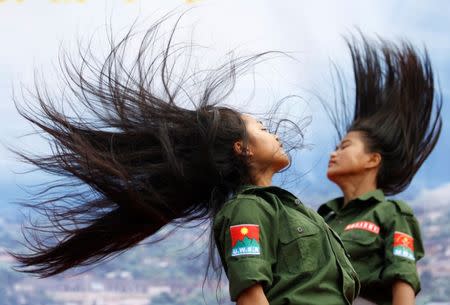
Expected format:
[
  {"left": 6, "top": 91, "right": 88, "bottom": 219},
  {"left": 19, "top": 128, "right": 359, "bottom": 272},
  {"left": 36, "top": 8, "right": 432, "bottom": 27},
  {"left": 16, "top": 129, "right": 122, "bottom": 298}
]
[
  {"left": 213, "top": 195, "right": 278, "bottom": 301},
  {"left": 380, "top": 205, "right": 425, "bottom": 294}
]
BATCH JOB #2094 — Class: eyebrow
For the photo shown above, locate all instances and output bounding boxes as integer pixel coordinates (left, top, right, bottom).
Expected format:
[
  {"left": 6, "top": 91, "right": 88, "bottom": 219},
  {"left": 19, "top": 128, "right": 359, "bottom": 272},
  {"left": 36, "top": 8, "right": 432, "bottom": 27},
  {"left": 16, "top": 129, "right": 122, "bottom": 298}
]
[
  {"left": 340, "top": 139, "right": 351, "bottom": 145},
  {"left": 257, "top": 120, "right": 267, "bottom": 128}
]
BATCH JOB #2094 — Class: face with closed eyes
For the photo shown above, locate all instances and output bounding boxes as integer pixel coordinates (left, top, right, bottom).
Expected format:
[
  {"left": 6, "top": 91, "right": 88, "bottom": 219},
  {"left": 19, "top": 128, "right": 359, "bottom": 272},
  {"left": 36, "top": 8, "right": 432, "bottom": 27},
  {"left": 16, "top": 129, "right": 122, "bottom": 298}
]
[
  {"left": 236, "top": 115, "right": 289, "bottom": 176},
  {"left": 327, "top": 131, "right": 380, "bottom": 183}
]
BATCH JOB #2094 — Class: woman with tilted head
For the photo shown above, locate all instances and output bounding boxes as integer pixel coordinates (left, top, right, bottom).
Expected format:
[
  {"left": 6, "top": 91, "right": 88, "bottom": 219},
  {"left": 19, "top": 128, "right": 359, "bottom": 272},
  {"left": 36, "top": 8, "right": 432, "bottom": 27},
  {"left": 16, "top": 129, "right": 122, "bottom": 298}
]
[
  {"left": 12, "top": 14, "right": 358, "bottom": 305},
  {"left": 318, "top": 35, "right": 442, "bottom": 305}
]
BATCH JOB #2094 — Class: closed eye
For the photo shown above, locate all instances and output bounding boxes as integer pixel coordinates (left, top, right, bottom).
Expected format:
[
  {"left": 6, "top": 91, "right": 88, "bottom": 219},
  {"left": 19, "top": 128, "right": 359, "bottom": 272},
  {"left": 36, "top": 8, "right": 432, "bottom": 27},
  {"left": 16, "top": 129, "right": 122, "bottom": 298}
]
[{"left": 337, "top": 140, "right": 351, "bottom": 150}]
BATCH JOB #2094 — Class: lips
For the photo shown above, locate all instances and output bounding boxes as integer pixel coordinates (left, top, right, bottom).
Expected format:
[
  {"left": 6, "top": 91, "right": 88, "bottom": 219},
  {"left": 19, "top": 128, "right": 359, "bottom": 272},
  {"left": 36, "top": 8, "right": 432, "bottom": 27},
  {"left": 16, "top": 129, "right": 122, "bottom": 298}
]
[{"left": 328, "top": 159, "right": 336, "bottom": 167}]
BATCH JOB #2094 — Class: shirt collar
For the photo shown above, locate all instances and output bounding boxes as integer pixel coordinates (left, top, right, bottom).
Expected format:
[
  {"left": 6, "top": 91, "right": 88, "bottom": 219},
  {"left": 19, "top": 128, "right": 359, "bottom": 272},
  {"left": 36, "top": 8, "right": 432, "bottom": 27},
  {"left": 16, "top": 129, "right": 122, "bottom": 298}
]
[
  {"left": 237, "top": 184, "right": 301, "bottom": 203},
  {"left": 323, "top": 189, "right": 385, "bottom": 213},
  {"left": 357, "top": 189, "right": 385, "bottom": 202},
  {"left": 238, "top": 184, "right": 262, "bottom": 193}
]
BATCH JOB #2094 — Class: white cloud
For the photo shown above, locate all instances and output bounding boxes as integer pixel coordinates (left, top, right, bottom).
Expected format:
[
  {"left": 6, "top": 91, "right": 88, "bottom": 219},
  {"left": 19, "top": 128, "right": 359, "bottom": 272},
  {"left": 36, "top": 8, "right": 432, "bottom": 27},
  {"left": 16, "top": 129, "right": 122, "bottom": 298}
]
[{"left": 411, "top": 182, "right": 450, "bottom": 208}]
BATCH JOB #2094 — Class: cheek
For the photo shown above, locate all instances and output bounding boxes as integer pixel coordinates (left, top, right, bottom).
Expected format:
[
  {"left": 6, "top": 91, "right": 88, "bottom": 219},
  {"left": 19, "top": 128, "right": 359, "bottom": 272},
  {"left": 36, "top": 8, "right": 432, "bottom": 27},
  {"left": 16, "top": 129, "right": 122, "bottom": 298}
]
[
  {"left": 327, "top": 151, "right": 362, "bottom": 177},
  {"left": 253, "top": 136, "right": 278, "bottom": 155},
  {"left": 252, "top": 138, "right": 288, "bottom": 167}
]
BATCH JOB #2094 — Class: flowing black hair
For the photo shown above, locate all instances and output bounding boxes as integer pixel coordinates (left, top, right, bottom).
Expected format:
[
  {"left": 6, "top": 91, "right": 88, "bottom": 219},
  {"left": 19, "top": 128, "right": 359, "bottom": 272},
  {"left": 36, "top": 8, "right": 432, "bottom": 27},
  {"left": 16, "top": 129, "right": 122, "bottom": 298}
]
[
  {"left": 324, "top": 34, "right": 442, "bottom": 195},
  {"left": 11, "top": 14, "right": 305, "bottom": 278}
]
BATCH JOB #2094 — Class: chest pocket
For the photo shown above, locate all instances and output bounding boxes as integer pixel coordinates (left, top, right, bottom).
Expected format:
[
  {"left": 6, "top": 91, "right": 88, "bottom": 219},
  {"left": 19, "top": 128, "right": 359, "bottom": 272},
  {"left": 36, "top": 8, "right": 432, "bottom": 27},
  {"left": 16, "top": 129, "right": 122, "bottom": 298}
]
[
  {"left": 279, "top": 213, "right": 321, "bottom": 274},
  {"left": 340, "top": 230, "right": 382, "bottom": 260}
]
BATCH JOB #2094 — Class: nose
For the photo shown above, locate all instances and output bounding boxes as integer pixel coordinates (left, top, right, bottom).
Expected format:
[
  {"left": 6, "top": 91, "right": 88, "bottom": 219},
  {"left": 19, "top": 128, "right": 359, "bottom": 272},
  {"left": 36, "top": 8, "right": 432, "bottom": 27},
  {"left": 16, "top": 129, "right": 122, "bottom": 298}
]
[
  {"left": 330, "top": 150, "right": 337, "bottom": 158},
  {"left": 274, "top": 135, "right": 283, "bottom": 147}
]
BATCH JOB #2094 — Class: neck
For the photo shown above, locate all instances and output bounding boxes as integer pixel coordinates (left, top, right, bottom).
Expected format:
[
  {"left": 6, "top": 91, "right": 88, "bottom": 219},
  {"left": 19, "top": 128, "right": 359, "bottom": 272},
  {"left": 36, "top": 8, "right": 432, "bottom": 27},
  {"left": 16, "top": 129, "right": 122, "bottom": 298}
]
[
  {"left": 250, "top": 167, "right": 274, "bottom": 187},
  {"left": 337, "top": 175, "right": 378, "bottom": 207}
]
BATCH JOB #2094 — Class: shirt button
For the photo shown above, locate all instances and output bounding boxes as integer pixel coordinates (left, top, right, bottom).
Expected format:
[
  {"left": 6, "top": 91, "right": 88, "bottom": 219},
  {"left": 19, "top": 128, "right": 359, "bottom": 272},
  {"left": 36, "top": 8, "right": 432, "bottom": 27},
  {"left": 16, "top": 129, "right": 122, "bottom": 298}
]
[
  {"left": 294, "top": 199, "right": 301, "bottom": 205},
  {"left": 297, "top": 227, "right": 304, "bottom": 233}
]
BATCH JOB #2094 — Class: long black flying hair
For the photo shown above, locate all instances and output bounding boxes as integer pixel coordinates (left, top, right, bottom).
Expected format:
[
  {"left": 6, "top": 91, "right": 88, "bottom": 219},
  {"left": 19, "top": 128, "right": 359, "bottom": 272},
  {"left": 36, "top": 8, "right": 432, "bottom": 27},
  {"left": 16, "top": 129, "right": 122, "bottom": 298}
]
[
  {"left": 324, "top": 34, "right": 442, "bottom": 195},
  {"left": 11, "top": 14, "right": 303, "bottom": 277}
]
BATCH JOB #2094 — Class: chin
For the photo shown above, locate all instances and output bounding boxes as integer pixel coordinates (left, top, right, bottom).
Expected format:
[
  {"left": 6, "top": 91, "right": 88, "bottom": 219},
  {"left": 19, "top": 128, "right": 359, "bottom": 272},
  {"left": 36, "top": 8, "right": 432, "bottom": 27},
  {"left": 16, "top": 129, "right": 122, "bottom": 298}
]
[
  {"left": 326, "top": 170, "right": 339, "bottom": 183},
  {"left": 280, "top": 155, "right": 290, "bottom": 168},
  {"left": 274, "top": 157, "right": 290, "bottom": 172}
]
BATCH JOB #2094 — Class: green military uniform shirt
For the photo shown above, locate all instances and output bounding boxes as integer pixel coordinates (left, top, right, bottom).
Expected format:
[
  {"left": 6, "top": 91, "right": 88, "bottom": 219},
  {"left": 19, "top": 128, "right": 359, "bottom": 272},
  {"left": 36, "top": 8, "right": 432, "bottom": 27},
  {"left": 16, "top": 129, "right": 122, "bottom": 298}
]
[
  {"left": 317, "top": 189, "right": 424, "bottom": 305},
  {"left": 213, "top": 185, "right": 360, "bottom": 305}
]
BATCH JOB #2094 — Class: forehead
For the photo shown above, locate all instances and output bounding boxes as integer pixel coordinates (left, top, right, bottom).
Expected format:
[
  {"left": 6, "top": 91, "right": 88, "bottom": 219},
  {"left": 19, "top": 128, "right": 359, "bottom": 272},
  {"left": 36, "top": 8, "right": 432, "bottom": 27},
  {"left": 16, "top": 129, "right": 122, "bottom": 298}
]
[
  {"left": 342, "top": 131, "right": 364, "bottom": 142},
  {"left": 241, "top": 114, "right": 262, "bottom": 126}
]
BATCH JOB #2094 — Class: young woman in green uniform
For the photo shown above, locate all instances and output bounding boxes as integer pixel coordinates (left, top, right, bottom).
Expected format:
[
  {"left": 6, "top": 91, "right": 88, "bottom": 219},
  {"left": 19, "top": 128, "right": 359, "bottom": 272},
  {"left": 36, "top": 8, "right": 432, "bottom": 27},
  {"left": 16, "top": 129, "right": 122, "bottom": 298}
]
[
  {"left": 317, "top": 36, "right": 442, "bottom": 305},
  {"left": 12, "top": 16, "right": 359, "bottom": 305}
]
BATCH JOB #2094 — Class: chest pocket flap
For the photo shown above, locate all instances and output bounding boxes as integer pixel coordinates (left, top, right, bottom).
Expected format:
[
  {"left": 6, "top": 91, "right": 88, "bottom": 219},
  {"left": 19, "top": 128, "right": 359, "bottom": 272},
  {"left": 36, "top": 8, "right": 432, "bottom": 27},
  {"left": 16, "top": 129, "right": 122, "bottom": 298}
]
[
  {"left": 340, "top": 229, "right": 382, "bottom": 260},
  {"left": 280, "top": 220, "right": 320, "bottom": 243},
  {"left": 278, "top": 211, "right": 321, "bottom": 274},
  {"left": 341, "top": 229, "right": 379, "bottom": 245}
]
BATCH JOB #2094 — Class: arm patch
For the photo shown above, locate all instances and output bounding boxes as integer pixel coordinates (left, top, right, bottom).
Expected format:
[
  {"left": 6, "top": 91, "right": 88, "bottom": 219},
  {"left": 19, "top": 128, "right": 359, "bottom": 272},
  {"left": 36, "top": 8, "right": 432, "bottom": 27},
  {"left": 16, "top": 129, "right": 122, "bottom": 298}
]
[
  {"left": 230, "top": 224, "right": 261, "bottom": 256},
  {"left": 393, "top": 231, "right": 415, "bottom": 261}
]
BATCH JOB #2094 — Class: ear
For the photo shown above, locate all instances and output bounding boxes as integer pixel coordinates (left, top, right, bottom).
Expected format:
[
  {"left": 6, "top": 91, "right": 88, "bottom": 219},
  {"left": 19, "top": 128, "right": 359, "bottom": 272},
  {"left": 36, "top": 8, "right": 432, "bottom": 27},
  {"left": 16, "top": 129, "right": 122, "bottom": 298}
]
[
  {"left": 233, "top": 141, "right": 253, "bottom": 157},
  {"left": 365, "top": 152, "right": 381, "bottom": 169}
]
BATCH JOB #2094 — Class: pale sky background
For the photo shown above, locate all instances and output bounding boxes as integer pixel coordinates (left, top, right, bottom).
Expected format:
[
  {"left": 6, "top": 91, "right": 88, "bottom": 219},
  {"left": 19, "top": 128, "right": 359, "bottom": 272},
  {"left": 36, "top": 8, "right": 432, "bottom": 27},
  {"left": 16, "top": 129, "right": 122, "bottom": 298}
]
[{"left": 0, "top": 0, "right": 449, "bottom": 212}]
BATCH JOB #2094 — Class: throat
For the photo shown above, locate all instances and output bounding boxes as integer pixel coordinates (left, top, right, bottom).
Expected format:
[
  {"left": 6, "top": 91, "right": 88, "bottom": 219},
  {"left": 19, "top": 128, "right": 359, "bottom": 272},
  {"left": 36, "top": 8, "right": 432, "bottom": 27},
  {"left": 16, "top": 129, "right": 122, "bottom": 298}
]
[
  {"left": 340, "top": 179, "right": 377, "bottom": 207},
  {"left": 250, "top": 168, "right": 275, "bottom": 187}
]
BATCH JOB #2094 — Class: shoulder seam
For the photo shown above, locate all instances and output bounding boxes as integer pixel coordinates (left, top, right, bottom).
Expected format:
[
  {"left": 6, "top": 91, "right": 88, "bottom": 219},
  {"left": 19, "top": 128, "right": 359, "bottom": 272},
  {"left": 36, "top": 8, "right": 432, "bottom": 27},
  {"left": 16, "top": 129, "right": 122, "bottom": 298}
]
[
  {"left": 221, "top": 193, "right": 274, "bottom": 210},
  {"left": 389, "top": 199, "right": 414, "bottom": 216}
]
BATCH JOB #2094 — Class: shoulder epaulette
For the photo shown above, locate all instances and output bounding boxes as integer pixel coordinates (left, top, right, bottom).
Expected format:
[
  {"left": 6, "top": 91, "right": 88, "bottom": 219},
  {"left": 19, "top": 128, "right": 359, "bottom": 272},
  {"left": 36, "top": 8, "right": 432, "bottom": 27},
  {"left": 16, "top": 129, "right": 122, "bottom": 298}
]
[{"left": 389, "top": 199, "right": 414, "bottom": 216}]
